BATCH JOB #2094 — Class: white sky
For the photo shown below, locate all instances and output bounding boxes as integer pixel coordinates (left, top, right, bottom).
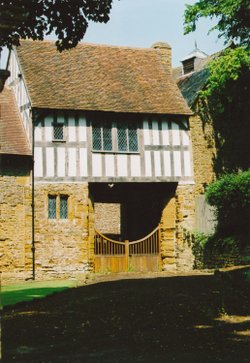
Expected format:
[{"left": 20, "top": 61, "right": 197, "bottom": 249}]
[{"left": 1, "top": 0, "right": 225, "bottom": 68}]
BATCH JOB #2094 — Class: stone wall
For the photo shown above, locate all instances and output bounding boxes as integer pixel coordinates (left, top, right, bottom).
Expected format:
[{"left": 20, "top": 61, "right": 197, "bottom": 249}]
[
  {"left": 0, "top": 156, "right": 32, "bottom": 282},
  {"left": 189, "top": 113, "right": 216, "bottom": 196},
  {"left": 159, "top": 183, "right": 197, "bottom": 272},
  {"left": 34, "top": 182, "right": 92, "bottom": 279},
  {"left": 175, "top": 184, "right": 196, "bottom": 271},
  {"left": 94, "top": 202, "right": 121, "bottom": 235},
  {"left": 160, "top": 196, "right": 176, "bottom": 272}
]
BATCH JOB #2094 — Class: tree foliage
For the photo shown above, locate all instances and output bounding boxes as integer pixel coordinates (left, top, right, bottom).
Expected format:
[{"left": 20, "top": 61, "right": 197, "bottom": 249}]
[
  {"left": 198, "top": 45, "right": 250, "bottom": 173},
  {"left": 184, "top": 0, "right": 250, "bottom": 174},
  {"left": 0, "top": 0, "right": 113, "bottom": 51},
  {"left": 206, "top": 170, "right": 250, "bottom": 241},
  {"left": 184, "top": 0, "right": 250, "bottom": 46}
]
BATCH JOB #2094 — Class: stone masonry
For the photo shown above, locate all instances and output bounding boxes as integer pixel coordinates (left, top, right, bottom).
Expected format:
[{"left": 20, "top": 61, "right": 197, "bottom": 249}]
[
  {"left": 189, "top": 113, "right": 216, "bottom": 196},
  {"left": 0, "top": 174, "right": 32, "bottom": 281},
  {"left": 34, "top": 183, "right": 92, "bottom": 280}
]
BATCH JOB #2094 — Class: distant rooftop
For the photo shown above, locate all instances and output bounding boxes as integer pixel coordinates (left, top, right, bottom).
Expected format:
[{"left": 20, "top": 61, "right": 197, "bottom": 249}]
[
  {"left": 181, "top": 43, "right": 208, "bottom": 62},
  {"left": 0, "top": 87, "right": 31, "bottom": 155}
]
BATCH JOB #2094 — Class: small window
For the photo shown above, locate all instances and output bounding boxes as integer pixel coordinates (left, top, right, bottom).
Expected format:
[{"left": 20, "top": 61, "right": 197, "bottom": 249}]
[
  {"left": 53, "top": 124, "right": 64, "bottom": 141},
  {"left": 48, "top": 194, "right": 69, "bottom": 219},
  {"left": 48, "top": 195, "right": 57, "bottom": 219},
  {"left": 60, "top": 195, "right": 68, "bottom": 219},
  {"left": 92, "top": 122, "right": 112, "bottom": 151},
  {"left": 117, "top": 122, "right": 138, "bottom": 152}
]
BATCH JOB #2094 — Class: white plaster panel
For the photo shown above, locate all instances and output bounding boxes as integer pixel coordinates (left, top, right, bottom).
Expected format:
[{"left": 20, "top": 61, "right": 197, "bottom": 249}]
[
  {"left": 44, "top": 116, "right": 53, "bottom": 141},
  {"left": 184, "top": 151, "right": 192, "bottom": 176},
  {"left": 34, "top": 147, "right": 43, "bottom": 177},
  {"left": 172, "top": 122, "right": 180, "bottom": 145},
  {"left": 154, "top": 151, "right": 162, "bottom": 177},
  {"left": 173, "top": 151, "right": 182, "bottom": 177},
  {"left": 92, "top": 154, "right": 102, "bottom": 177},
  {"left": 144, "top": 151, "right": 152, "bottom": 177},
  {"left": 162, "top": 121, "right": 170, "bottom": 145},
  {"left": 182, "top": 130, "right": 190, "bottom": 146},
  {"left": 130, "top": 155, "right": 141, "bottom": 177},
  {"left": 163, "top": 151, "right": 171, "bottom": 177},
  {"left": 79, "top": 116, "right": 87, "bottom": 142},
  {"left": 79, "top": 148, "right": 88, "bottom": 177},
  {"left": 143, "top": 120, "right": 150, "bottom": 145},
  {"left": 46, "top": 147, "right": 54, "bottom": 177},
  {"left": 68, "top": 115, "right": 76, "bottom": 142},
  {"left": 105, "top": 154, "right": 115, "bottom": 177},
  {"left": 35, "top": 122, "right": 42, "bottom": 142},
  {"left": 68, "top": 148, "right": 77, "bottom": 177},
  {"left": 57, "top": 147, "right": 66, "bottom": 177},
  {"left": 117, "top": 154, "right": 128, "bottom": 177},
  {"left": 21, "top": 110, "right": 30, "bottom": 141},
  {"left": 152, "top": 120, "right": 160, "bottom": 145}
]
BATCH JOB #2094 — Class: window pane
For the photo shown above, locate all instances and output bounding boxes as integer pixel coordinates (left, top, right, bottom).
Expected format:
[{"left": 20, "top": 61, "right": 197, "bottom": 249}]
[
  {"left": 103, "top": 125, "right": 112, "bottom": 151},
  {"left": 60, "top": 195, "right": 68, "bottom": 219},
  {"left": 117, "top": 125, "right": 127, "bottom": 152},
  {"left": 92, "top": 125, "right": 102, "bottom": 150},
  {"left": 53, "top": 125, "right": 64, "bottom": 140},
  {"left": 48, "top": 196, "right": 56, "bottom": 219},
  {"left": 128, "top": 127, "right": 138, "bottom": 152}
]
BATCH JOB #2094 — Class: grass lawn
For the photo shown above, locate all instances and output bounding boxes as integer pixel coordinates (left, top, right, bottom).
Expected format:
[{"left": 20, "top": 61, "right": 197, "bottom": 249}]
[{"left": 1, "top": 280, "right": 77, "bottom": 307}]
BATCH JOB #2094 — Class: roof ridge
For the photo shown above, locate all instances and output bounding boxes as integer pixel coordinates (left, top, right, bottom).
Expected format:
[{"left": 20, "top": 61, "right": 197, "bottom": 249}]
[{"left": 19, "top": 39, "right": 163, "bottom": 53}]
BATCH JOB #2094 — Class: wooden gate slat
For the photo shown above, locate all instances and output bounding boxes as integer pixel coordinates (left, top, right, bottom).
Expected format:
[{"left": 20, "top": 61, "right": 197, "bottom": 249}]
[{"left": 94, "top": 226, "right": 160, "bottom": 273}]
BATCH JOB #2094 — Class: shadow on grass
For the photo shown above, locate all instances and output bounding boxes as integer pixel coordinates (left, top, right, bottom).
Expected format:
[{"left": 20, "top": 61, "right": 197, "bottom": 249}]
[{"left": 2, "top": 273, "right": 250, "bottom": 363}]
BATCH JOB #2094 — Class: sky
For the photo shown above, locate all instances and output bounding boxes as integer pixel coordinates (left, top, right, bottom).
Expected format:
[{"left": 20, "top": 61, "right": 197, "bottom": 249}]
[
  {"left": 1, "top": 0, "right": 225, "bottom": 68},
  {"left": 83, "top": 0, "right": 225, "bottom": 66}
]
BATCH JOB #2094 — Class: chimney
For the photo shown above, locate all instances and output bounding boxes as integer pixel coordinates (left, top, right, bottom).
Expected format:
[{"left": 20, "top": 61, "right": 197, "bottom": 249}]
[{"left": 151, "top": 42, "right": 172, "bottom": 72}]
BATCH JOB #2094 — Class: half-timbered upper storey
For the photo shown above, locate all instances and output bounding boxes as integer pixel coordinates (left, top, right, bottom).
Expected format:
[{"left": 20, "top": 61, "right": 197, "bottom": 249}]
[{"left": 7, "top": 40, "right": 193, "bottom": 182}]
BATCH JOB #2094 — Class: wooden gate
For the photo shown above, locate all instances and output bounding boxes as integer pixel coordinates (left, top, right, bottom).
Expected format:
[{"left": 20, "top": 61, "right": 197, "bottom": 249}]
[{"left": 94, "top": 226, "right": 161, "bottom": 273}]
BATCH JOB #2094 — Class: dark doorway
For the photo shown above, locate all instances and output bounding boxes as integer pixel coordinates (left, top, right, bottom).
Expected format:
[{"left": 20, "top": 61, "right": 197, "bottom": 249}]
[{"left": 89, "top": 183, "right": 177, "bottom": 241}]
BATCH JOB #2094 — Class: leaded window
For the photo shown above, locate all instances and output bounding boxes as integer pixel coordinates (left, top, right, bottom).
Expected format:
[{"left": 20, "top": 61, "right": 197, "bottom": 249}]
[
  {"left": 48, "top": 195, "right": 56, "bottom": 219},
  {"left": 53, "top": 124, "right": 64, "bottom": 140},
  {"left": 92, "top": 121, "right": 138, "bottom": 153},
  {"left": 117, "top": 122, "right": 138, "bottom": 152},
  {"left": 48, "top": 194, "right": 69, "bottom": 219},
  {"left": 60, "top": 195, "right": 68, "bottom": 219},
  {"left": 92, "top": 122, "right": 112, "bottom": 151}
]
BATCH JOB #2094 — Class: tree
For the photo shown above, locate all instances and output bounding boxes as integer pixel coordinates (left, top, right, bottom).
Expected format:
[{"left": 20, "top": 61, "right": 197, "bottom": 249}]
[
  {"left": 0, "top": 0, "right": 114, "bottom": 52},
  {"left": 184, "top": 0, "right": 250, "bottom": 174},
  {"left": 184, "top": 0, "right": 250, "bottom": 46}
]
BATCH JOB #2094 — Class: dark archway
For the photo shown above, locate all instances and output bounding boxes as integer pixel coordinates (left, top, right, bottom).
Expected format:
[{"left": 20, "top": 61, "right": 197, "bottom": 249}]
[{"left": 89, "top": 182, "right": 177, "bottom": 240}]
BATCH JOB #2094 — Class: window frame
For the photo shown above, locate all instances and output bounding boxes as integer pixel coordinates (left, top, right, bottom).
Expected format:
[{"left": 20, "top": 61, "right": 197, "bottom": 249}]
[
  {"left": 52, "top": 122, "right": 65, "bottom": 142},
  {"left": 48, "top": 194, "right": 69, "bottom": 220},
  {"left": 92, "top": 120, "right": 139, "bottom": 154},
  {"left": 48, "top": 195, "right": 57, "bottom": 219},
  {"left": 59, "top": 195, "right": 68, "bottom": 219}
]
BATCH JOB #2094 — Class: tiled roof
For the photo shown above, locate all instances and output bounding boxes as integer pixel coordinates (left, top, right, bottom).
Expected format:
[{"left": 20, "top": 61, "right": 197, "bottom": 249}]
[
  {"left": 0, "top": 87, "right": 31, "bottom": 155},
  {"left": 175, "top": 68, "right": 210, "bottom": 106},
  {"left": 173, "top": 53, "right": 220, "bottom": 106},
  {"left": 15, "top": 40, "right": 192, "bottom": 115}
]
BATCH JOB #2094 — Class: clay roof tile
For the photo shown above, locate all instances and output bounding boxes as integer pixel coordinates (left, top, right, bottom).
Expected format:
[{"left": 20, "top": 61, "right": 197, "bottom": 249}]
[
  {"left": 0, "top": 87, "right": 31, "bottom": 155},
  {"left": 16, "top": 40, "right": 192, "bottom": 116}
]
